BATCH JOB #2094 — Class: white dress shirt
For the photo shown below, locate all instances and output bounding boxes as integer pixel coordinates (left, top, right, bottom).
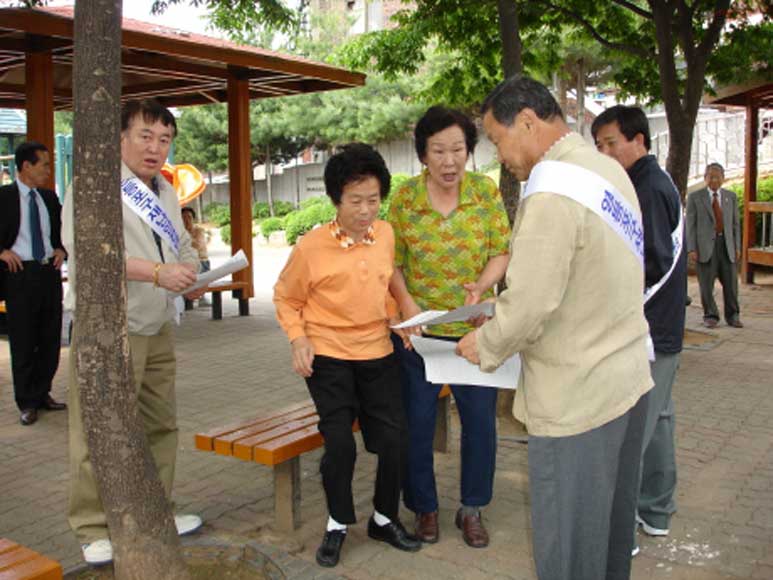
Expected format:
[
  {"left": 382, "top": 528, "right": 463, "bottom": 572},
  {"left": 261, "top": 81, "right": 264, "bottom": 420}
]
[{"left": 11, "top": 178, "right": 54, "bottom": 261}]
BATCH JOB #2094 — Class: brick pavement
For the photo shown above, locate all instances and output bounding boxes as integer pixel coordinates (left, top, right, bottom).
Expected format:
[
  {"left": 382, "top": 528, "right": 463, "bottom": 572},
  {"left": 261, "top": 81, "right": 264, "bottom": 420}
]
[{"left": 1, "top": 258, "right": 772, "bottom": 579}]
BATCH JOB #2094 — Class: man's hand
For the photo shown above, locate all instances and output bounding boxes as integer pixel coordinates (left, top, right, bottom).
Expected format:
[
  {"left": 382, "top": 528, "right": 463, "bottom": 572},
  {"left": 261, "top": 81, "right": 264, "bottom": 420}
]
[
  {"left": 52, "top": 248, "right": 66, "bottom": 269},
  {"left": 157, "top": 262, "right": 197, "bottom": 293},
  {"left": 688, "top": 251, "right": 698, "bottom": 262},
  {"left": 184, "top": 287, "right": 206, "bottom": 301},
  {"left": 291, "top": 336, "right": 315, "bottom": 378},
  {"left": 456, "top": 330, "right": 480, "bottom": 365},
  {"left": 0, "top": 249, "right": 23, "bottom": 272}
]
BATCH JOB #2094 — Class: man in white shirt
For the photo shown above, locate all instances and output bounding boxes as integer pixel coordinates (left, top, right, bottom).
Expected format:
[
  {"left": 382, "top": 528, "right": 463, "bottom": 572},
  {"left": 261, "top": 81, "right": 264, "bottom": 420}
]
[
  {"left": 686, "top": 163, "right": 742, "bottom": 328},
  {"left": 0, "top": 142, "right": 67, "bottom": 426}
]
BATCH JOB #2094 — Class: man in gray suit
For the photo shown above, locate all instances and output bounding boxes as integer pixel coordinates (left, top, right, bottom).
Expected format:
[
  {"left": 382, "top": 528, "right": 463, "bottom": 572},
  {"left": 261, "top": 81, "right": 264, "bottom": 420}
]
[{"left": 686, "top": 163, "right": 743, "bottom": 328}]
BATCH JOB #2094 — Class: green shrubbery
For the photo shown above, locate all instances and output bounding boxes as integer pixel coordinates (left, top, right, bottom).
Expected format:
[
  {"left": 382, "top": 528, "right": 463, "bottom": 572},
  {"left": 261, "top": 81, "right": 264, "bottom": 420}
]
[
  {"left": 220, "top": 224, "right": 231, "bottom": 244},
  {"left": 260, "top": 216, "right": 285, "bottom": 238},
  {"left": 727, "top": 175, "right": 773, "bottom": 234},
  {"left": 252, "top": 200, "right": 295, "bottom": 219},
  {"left": 284, "top": 198, "right": 337, "bottom": 245},
  {"left": 203, "top": 202, "right": 231, "bottom": 227}
]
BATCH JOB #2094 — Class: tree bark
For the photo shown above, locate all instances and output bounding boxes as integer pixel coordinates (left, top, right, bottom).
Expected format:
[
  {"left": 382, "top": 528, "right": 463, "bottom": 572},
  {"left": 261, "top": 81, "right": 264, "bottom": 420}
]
[
  {"left": 495, "top": 0, "right": 525, "bottom": 430},
  {"left": 72, "top": 1, "right": 190, "bottom": 578},
  {"left": 575, "top": 57, "right": 586, "bottom": 138},
  {"left": 266, "top": 143, "right": 275, "bottom": 217}
]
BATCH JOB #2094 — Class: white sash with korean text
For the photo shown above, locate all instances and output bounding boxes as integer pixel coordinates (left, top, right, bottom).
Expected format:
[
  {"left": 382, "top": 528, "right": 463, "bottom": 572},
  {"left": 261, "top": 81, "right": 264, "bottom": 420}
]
[
  {"left": 121, "top": 177, "right": 180, "bottom": 258},
  {"left": 523, "top": 161, "right": 658, "bottom": 359}
]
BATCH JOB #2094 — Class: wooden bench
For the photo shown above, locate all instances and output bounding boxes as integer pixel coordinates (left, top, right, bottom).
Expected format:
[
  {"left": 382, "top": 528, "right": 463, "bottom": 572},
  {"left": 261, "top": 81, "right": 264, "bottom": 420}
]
[
  {"left": 0, "top": 538, "right": 62, "bottom": 580},
  {"left": 184, "top": 281, "right": 251, "bottom": 320},
  {"left": 195, "top": 385, "right": 452, "bottom": 533}
]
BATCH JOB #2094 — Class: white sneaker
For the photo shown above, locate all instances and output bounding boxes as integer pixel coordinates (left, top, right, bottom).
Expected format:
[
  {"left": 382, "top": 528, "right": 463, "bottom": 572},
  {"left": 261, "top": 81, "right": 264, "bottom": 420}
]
[
  {"left": 175, "top": 514, "right": 203, "bottom": 536},
  {"left": 636, "top": 514, "right": 669, "bottom": 536},
  {"left": 631, "top": 546, "right": 640, "bottom": 557},
  {"left": 82, "top": 539, "right": 113, "bottom": 565}
]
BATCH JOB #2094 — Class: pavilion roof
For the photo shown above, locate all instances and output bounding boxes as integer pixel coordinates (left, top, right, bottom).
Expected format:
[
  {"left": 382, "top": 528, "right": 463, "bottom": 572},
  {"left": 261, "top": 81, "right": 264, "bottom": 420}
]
[
  {"left": 0, "top": 5, "right": 366, "bottom": 110},
  {"left": 704, "top": 78, "right": 773, "bottom": 108}
]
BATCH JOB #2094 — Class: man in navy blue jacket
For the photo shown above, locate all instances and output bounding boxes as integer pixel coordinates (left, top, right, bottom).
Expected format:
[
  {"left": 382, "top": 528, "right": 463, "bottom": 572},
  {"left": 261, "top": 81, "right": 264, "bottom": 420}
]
[{"left": 593, "top": 106, "right": 687, "bottom": 553}]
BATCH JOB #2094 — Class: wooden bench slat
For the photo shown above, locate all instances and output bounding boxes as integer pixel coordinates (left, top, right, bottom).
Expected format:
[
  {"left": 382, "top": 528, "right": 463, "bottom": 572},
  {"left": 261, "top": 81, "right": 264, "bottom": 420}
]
[
  {"left": 0, "top": 558, "right": 61, "bottom": 580},
  {"left": 214, "top": 406, "right": 319, "bottom": 456},
  {"left": 232, "top": 416, "right": 320, "bottom": 461},
  {"left": 254, "top": 424, "right": 324, "bottom": 466},
  {"left": 195, "top": 400, "right": 315, "bottom": 451},
  {"left": 0, "top": 544, "right": 61, "bottom": 580}
]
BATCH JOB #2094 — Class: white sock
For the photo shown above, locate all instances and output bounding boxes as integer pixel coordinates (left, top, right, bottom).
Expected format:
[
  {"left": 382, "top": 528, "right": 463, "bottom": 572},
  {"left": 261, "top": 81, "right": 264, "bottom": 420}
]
[
  {"left": 372, "top": 510, "right": 391, "bottom": 527},
  {"left": 327, "top": 516, "right": 347, "bottom": 532}
]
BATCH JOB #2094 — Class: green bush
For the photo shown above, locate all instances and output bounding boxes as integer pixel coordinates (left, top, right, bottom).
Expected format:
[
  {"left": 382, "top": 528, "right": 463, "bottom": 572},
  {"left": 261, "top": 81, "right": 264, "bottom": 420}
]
[
  {"left": 260, "top": 216, "right": 284, "bottom": 238},
  {"left": 727, "top": 176, "right": 773, "bottom": 235},
  {"left": 300, "top": 195, "right": 330, "bottom": 210},
  {"left": 220, "top": 224, "right": 231, "bottom": 244},
  {"left": 252, "top": 200, "right": 296, "bottom": 220},
  {"left": 204, "top": 202, "right": 230, "bottom": 227},
  {"left": 285, "top": 200, "right": 337, "bottom": 245}
]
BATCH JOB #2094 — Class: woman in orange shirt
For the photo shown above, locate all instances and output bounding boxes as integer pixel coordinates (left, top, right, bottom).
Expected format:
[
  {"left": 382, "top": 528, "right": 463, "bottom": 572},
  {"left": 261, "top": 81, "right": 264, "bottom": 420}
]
[{"left": 274, "top": 144, "right": 421, "bottom": 568}]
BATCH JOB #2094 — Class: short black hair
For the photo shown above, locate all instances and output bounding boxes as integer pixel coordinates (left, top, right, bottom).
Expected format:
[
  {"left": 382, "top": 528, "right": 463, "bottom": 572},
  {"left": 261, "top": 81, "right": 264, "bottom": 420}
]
[
  {"left": 15, "top": 141, "right": 48, "bottom": 172},
  {"left": 705, "top": 162, "right": 724, "bottom": 176},
  {"left": 591, "top": 105, "right": 651, "bottom": 151},
  {"left": 324, "top": 143, "right": 391, "bottom": 205},
  {"left": 414, "top": 106, "right": 477, "bottom": 162},
  {"left": 481, "top": 75, "right": 564, "bottom": 126},
  {"left": 182, "top": 207, "right": 196, "bottom": 218},
  {"left": 122, "top": 99, "right": 177, "bottom": 137}
]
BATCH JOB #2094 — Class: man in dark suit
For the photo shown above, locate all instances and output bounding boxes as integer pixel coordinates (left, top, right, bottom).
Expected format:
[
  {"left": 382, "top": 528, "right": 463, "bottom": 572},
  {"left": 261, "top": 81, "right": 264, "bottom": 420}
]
[
  {"left": 0, "top": 141, "right": 67, "bottom": 425},
  {"left": 686, "top": 163, "right": 743, "bottom": 329}
]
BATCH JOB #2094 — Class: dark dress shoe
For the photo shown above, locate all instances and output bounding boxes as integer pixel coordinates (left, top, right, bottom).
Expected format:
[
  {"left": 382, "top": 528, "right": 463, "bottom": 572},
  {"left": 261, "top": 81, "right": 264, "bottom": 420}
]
[
  {"left": 455, "top": 508, "right": 489, "bottom": 548},
  {"left": 727, "top": 319, "right": 744, "bottom": 328},
  {"left": 42, "top": 395, "right": 67, "bottom": 411},
  {"left": 415, "top": 511, "right": 439, "bottom": 543},
  {"left": 703, "top": 318, "right": 718, "bottom": 329},
  {"left": 316, "top": 530, "right": 346, "bottom": 567},
  {"left": 20, "top": 409, "right": 38, "bottom": 426},
  {"left": 367, "top": 517, "right": 422, "bottom": 552}
]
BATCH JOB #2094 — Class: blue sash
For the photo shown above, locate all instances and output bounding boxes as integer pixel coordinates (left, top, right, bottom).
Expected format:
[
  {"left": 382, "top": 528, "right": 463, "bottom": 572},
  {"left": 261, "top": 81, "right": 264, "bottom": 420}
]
[{"left": 121, "top": 177, "right": 180, "bottom": 258}]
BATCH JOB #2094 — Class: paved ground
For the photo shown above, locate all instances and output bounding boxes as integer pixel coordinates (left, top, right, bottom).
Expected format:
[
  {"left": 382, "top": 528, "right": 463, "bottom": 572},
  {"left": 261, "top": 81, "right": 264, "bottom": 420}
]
[{"left": 1, "top": 237, "right": 772, "bottom": 579}]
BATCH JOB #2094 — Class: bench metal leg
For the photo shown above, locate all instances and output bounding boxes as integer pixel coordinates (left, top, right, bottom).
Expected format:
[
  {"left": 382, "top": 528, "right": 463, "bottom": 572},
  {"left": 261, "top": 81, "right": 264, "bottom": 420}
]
[
  {"left": 433, "top": 395, "right": 450, "bottom": 453},
  {"left": 274, "top": 457, "right": 301, "bottom": 533},
  {"left": 211, "top": 292, "right": 223, "bottom": 320},
  {"left": 238, "top": 298, "right": 250, "bottom": 316}
]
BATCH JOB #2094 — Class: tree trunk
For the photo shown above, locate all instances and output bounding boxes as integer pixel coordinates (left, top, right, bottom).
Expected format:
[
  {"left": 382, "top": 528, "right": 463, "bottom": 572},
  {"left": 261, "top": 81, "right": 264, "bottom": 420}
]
[
  {"left": 575, "top": 57, "right": 586, "bottom": 139},
  {"left": 495, "top": 0, "right": 525, "bottom": 431},
  {"left": 266, "top": 144, "right": 274, "bottom": 217},
  {"left": 665, "top": 119, "right": 696, "bottom": 201},
  {"left": 72, "top": 2, "right": 190, "bottom": 578}
]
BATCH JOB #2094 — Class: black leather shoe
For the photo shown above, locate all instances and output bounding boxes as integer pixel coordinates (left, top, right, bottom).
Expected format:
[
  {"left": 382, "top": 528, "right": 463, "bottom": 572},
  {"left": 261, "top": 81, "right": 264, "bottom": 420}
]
[
  {"left": 20, "top": 409, "right": 38, "bottom": 426},
  {"left": 316, "top": 530, "right": 346, "bottom": 568},
  {"left": 367, "top": 517, "right": 422, "bottom": 552},
  {"left": 41, "top": 395, "right": 67, "bottom": 411}
]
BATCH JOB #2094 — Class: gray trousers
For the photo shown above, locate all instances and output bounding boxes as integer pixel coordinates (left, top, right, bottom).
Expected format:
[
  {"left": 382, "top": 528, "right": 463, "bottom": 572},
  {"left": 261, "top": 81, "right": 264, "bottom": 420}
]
[
  {"left": 637, "top": 352, "right": 679, "bottom": 533},
  {"left": 697, "top": 234, "right": 739, "bottom": 323},
  {"left": 529, "top": 393, "right": 648, "bottom": 580}
]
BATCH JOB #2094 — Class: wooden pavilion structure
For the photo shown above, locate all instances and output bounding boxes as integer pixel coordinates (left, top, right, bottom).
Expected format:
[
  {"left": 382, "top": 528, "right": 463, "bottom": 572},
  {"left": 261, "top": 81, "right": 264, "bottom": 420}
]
[
  {"left": 0, "top": 5, "right": 366, "bottom": 300},
  {"left": 705, "top": 79, "right": 773, "bottom": 284}
]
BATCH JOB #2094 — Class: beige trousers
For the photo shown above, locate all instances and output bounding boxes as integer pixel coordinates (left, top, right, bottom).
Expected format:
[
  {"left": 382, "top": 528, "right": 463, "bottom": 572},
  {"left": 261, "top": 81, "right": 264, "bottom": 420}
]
[{"left": 67, "top": 322, "right": 178, "bottom": 544}]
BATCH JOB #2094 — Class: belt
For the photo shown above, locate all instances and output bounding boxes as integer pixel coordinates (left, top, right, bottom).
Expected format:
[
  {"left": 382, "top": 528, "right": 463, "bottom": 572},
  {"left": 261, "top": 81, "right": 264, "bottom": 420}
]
[{"left": 21, "top": 258, "right": 52, "bottom": 266}]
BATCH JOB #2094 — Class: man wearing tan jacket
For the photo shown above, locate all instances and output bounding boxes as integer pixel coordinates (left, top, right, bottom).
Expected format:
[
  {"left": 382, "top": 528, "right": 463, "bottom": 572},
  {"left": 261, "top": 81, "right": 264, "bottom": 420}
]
[
  {"left": 458, "top": 76, "right": 653, "bottom": 580},
  {"left": 63, "top": 99, "right": 204, "bottom": 566}
]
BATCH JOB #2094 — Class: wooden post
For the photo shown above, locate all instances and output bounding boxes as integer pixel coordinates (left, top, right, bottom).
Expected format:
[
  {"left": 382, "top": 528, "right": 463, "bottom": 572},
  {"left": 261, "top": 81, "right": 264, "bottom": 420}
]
[
  {"left": 742, "top": 102, "right": 758, "bottom": 284},
  {"left": 227, "top": 68, "right": 255, "bottom": 299},
  {"left": 274, "top": 458, "right": 301, "bottom": 533},
  {"left": 25, "top": 44, "right": 55, "bottom": 191}
]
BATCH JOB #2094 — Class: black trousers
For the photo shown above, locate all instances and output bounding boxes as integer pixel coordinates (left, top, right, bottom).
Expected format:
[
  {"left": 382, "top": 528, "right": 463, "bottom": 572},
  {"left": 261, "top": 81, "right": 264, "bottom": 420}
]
[
  {"left": 3, "top": 261, "right": 63, "bottom": 410},
  {"left": 305, "top": 353, "right": 407, "bottom": 524},
  {"left": 697, "top": 233, "right": 740, "bottom": 323}
]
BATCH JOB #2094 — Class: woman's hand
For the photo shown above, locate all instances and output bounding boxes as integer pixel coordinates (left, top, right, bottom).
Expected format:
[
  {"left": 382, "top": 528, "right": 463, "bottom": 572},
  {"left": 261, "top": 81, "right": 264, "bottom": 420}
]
[{"left": 291, "top": 336, "right": 315, "bottom": 378}]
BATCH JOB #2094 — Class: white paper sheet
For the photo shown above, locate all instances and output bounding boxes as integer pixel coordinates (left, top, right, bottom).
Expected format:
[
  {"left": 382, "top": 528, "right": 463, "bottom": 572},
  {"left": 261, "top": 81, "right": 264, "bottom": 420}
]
[
  {"left": 171, "top": 249, "right": 249, "bottom": 297},
  {"left": 410, "top": 335, "right": 520, "bottom": 389},
  {"left": 391, "top": 302, "right": 495, "bottom": 329}
]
